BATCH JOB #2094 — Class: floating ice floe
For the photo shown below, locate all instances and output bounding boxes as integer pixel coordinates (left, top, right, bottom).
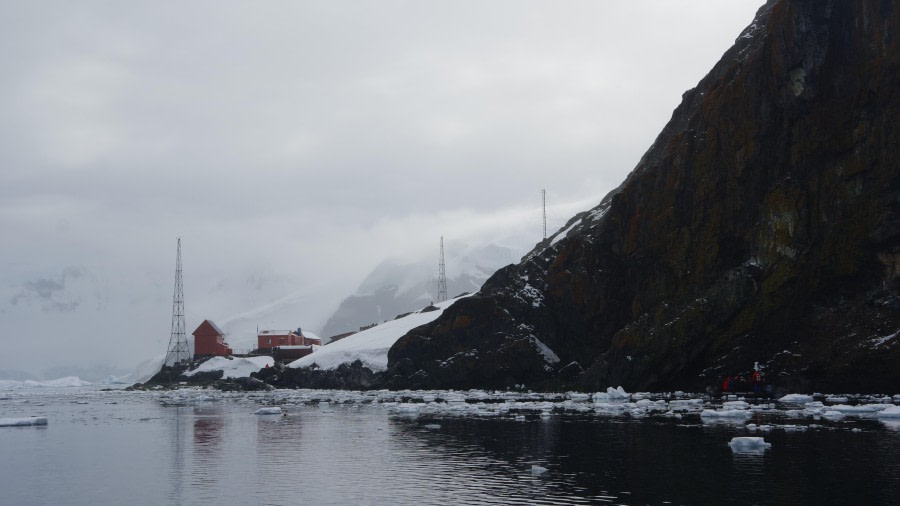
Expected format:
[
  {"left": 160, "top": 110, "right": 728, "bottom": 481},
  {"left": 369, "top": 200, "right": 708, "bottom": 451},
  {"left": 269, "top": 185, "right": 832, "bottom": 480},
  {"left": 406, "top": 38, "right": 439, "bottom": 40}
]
[
  {"left": 778, "top": 394, "right": 814, "bottom": 403},
  {"left": 728, "top": 437, "right": 771, "bottom": 452},
  {"left": 531, "top": 465, "right": 548, "bottom": 475},
  {"left": 0, "top": 416, "right": 48, "bottom": 427},
  {"left": 392, "top": 403, "right": 422, "bottom": 416},
  {"left": 253, "top": 407, "right": 283, "bottom": 415},
  {"left": 593, "top": 386, "right": 629, "bottom": 402},
  {"left": 566, "top": 392, "right": 591, "bottom": 403},
  {"left": 828, "top": 404, "right": 890, "bottom": 416},
  {"left": 700, "top": 409, "right": 752, "bottom": 420},
  {"left": 723, "top": 400, "right": 750, "bottom": 410},
  {"left": 821, "top": 410, "right": 845, "bottom": 420},
  {"left": 876, "top": 405, "right": 900, "bottom": 419}
]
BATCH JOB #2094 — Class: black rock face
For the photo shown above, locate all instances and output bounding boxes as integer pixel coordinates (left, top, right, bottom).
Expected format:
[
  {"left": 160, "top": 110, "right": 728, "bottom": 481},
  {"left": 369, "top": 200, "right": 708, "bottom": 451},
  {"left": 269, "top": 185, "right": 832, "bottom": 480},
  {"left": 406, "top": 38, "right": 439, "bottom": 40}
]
[{"left": 387, "top": 0, "right": 900, "bottom": 393}]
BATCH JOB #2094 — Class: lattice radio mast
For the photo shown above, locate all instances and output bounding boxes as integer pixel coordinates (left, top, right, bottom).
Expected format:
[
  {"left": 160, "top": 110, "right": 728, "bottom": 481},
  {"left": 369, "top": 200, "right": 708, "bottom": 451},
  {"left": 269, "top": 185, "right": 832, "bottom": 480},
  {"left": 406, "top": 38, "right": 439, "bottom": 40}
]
[
  {"left": 437, "top": 236, "right": 448, "bottom": 302},
  {"left": 163, "top": 237, "right": 190, "bottom": 367},
  {"left": 542, "top": 189, "right": 547, "bottom": 240}
]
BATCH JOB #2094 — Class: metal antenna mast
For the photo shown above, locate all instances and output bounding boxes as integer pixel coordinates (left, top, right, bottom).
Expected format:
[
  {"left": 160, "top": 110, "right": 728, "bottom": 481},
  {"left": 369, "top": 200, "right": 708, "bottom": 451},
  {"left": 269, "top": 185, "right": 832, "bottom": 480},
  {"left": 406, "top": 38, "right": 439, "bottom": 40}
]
[
  {"left": 163, "top": 237, "right": 190, "bottom": 367},
  {"left": 437, "top": 236, "right": 448, "bottom": 302},
  {"left": 542, "top": 189, "right": 547, "bottom": 240}
]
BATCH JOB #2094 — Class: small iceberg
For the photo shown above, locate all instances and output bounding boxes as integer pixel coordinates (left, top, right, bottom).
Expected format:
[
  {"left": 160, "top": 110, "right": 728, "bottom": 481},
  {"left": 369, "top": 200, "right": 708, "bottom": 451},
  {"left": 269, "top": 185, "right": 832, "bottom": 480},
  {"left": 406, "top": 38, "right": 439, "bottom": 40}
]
[
  {"left": 253, "top": 407, "right": 283, "bottom": 415},
  {"left": 778, "top": 394, "right": 814, "bottom": 403},
  {"left": 729, "top": 436, "right": 771, "bottom": 453},
  {"left": 531, "top": 464, "right": 548, "bottom": 475},
  {"left": 0, "top": 416, "right": 48, "bottom": 427},
  {"left": 822, "top": 410, "right": 845, "bottom": 420},
  {"left": 392, "top": 403, "right": 421, "bottom": 416},
  {"left": 593, "top": 386, "right": 629, "bottom": 402},
  {"left": 876, "top": 405, "right": 900, "bottom": 419}
]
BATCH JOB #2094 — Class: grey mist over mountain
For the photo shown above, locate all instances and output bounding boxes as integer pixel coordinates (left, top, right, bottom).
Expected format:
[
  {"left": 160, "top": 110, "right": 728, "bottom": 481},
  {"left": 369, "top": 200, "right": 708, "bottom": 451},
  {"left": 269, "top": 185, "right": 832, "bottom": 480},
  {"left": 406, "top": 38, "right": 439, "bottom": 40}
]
[{"left": 321, "top": 242, "right": 519, "bottom": 340}]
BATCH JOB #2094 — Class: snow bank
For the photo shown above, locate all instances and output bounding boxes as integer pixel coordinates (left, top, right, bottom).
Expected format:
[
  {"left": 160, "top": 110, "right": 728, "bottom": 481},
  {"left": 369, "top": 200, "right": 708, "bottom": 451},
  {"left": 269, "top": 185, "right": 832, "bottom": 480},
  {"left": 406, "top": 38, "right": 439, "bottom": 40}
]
[
  {"left": 289, "top": 295, "right": 471, "bottom": 372},
  {"left": 184, "top": 356, "right": 273, "bottom": 379},
  {"left": 728, "top": 437, "right": 771, "bottom": 451},
  {"left": 0, "top": 376, "right": 90, "bottom": 390},
  {"left": 0, "top": 417, "right": 48, "bottom": 427},
  {"left": 778, "top": 394, "right": 814, "bottom": 403}
]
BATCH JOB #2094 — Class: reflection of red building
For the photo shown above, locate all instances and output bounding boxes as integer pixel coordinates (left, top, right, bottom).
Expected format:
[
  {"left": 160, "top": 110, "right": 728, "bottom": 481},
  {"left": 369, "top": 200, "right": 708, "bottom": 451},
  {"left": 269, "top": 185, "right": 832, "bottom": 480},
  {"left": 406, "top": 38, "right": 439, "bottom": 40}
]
[
  {"left": 257, "top": 328, "right": 321, "bottom": 353},
  {"left": 193, "top": 320, "right": 233, "bottom": 358}
]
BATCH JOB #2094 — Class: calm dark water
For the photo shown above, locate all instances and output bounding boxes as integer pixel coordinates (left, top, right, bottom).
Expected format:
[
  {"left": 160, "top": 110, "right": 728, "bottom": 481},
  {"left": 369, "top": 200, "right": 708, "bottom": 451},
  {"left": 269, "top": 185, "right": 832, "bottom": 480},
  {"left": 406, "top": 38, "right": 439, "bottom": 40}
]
[{"left": 1, "top": 388, "right": 898, "bottom": 505}]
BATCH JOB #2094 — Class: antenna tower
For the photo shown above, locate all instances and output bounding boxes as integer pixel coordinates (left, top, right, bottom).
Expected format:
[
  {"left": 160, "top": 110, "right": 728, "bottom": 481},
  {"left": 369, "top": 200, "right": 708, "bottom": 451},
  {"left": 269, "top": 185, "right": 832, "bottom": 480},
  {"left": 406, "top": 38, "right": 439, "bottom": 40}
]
[
  {"left": 437, "top": 236, "right": 448, "bottom": 302},
  {"left": 163, "top": 237, "right": 190, "bottom": 367},
  {"left": 542, "top": 189, "right": 547, "bottom": 240}
]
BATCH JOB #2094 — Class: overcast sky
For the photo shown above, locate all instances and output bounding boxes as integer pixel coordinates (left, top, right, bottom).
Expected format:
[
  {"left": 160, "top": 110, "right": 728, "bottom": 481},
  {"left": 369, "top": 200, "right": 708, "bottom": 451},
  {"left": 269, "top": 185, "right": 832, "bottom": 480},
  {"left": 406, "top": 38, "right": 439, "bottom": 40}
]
[{"left": 0, "top": 0, "right": 762, "bottom": 378}]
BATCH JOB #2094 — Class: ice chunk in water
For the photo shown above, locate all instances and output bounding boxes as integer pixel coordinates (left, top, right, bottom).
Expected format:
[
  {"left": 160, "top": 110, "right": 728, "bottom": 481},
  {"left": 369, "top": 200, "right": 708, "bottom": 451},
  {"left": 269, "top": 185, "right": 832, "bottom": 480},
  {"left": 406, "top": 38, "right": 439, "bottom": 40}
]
[
  {"left": 778, "top": 394, "right": 814, "bottom": 403},
  {"left": 701, "top": 409, "right": 752, "bottom": 419},
  {"left": 0, "top": 416, "right": 48, "bottom": 427},
  {"left": 729, "top": 436, "right": 771, "bottom": 452},
  {"left": 876, "top": 405, "right": 900, "bottom": 419},
  {"left": 253, "top": 407, "right": 283, "bottom": 415}
]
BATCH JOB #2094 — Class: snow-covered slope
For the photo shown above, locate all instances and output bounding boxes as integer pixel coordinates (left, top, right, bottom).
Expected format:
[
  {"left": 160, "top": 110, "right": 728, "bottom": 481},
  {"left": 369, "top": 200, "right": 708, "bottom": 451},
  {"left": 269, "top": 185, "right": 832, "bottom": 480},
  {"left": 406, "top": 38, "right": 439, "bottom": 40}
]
[
  {"left": 320, "top": 243, "right": 517, "bottom": 339},
  {"left": 291, "top": 295, "right": 470, "bottom": 372},
  {"left": 184, "top": 356, "right": 274, "bottom": 379}
]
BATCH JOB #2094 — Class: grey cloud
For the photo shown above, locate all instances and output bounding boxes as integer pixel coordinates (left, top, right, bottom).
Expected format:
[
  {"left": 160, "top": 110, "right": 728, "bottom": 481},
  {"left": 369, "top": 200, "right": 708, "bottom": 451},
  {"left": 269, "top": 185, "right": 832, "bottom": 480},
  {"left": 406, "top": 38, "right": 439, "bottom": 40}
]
[
  {"left": 10, "top": 267, "right": 84, "bottom": 312},
  {"left": 0, "top": 0, "right": 763, "bottom": 376}
]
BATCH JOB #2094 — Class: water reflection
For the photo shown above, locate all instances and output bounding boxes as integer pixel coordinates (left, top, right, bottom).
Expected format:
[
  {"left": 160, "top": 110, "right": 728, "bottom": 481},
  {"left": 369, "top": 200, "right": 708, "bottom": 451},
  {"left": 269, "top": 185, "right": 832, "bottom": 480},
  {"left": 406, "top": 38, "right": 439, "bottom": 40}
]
[
  {"left": 193, "top": 406, "right": 225, "bottom": 457},
  {"left": 165, "top": 406, "right": 188, "bottom": 505}
]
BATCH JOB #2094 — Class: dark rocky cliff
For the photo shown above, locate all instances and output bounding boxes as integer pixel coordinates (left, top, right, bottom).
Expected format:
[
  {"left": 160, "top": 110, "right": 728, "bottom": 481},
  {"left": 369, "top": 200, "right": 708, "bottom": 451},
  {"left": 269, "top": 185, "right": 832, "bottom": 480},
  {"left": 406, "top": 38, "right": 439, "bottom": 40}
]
[{"left": 386, "top": 0, "right": 900, "bottom": 393}]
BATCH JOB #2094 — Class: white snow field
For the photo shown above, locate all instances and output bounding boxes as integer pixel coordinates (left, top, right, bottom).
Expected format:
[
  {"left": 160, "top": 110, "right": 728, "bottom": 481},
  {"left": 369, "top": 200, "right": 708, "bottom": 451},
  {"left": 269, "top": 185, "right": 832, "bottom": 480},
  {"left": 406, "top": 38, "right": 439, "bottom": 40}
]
[
  {"left": 184, "top": 356, "right": 273, "bottom": 379},
  {"left": 289, "top": 295, "right": 471, "bottom": 372},
  {"left": 0, "top": 416, "right": 48, "bottom": 427},
  {"left": 0, "top": 376, "right": 91, "bottom": 390}
]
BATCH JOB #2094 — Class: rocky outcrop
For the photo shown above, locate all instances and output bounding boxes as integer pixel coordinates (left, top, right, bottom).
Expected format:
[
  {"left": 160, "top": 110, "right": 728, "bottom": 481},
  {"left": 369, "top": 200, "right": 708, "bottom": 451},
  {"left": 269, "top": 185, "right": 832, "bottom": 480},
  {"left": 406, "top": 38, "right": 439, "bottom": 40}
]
[
  {"left": 388, "top": 0, "right": 900, "bottom": 393},
  {"left": 252, "top": 360, "right": 378, "bottom": 390},
  {"left": 133, "top": 364, "right": 275, "bottom": 391}
]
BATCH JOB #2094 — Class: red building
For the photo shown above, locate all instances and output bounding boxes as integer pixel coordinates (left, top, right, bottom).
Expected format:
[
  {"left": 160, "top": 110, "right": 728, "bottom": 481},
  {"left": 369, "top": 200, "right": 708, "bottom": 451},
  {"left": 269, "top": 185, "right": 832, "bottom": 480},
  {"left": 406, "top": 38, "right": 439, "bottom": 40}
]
[
  {"left": 193, "top": 319, "right": 233, "bottom": 358},
  {"left": 257, "top": 328, "right": 321, "bottom": 353}
]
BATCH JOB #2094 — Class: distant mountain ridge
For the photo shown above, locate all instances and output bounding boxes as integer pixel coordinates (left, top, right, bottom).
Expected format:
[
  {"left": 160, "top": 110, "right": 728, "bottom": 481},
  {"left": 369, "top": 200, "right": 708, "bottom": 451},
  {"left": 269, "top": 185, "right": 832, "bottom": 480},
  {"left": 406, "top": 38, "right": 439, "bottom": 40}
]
[{"left": 321, "top": 243, "right": 517, "bottom": 339}]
